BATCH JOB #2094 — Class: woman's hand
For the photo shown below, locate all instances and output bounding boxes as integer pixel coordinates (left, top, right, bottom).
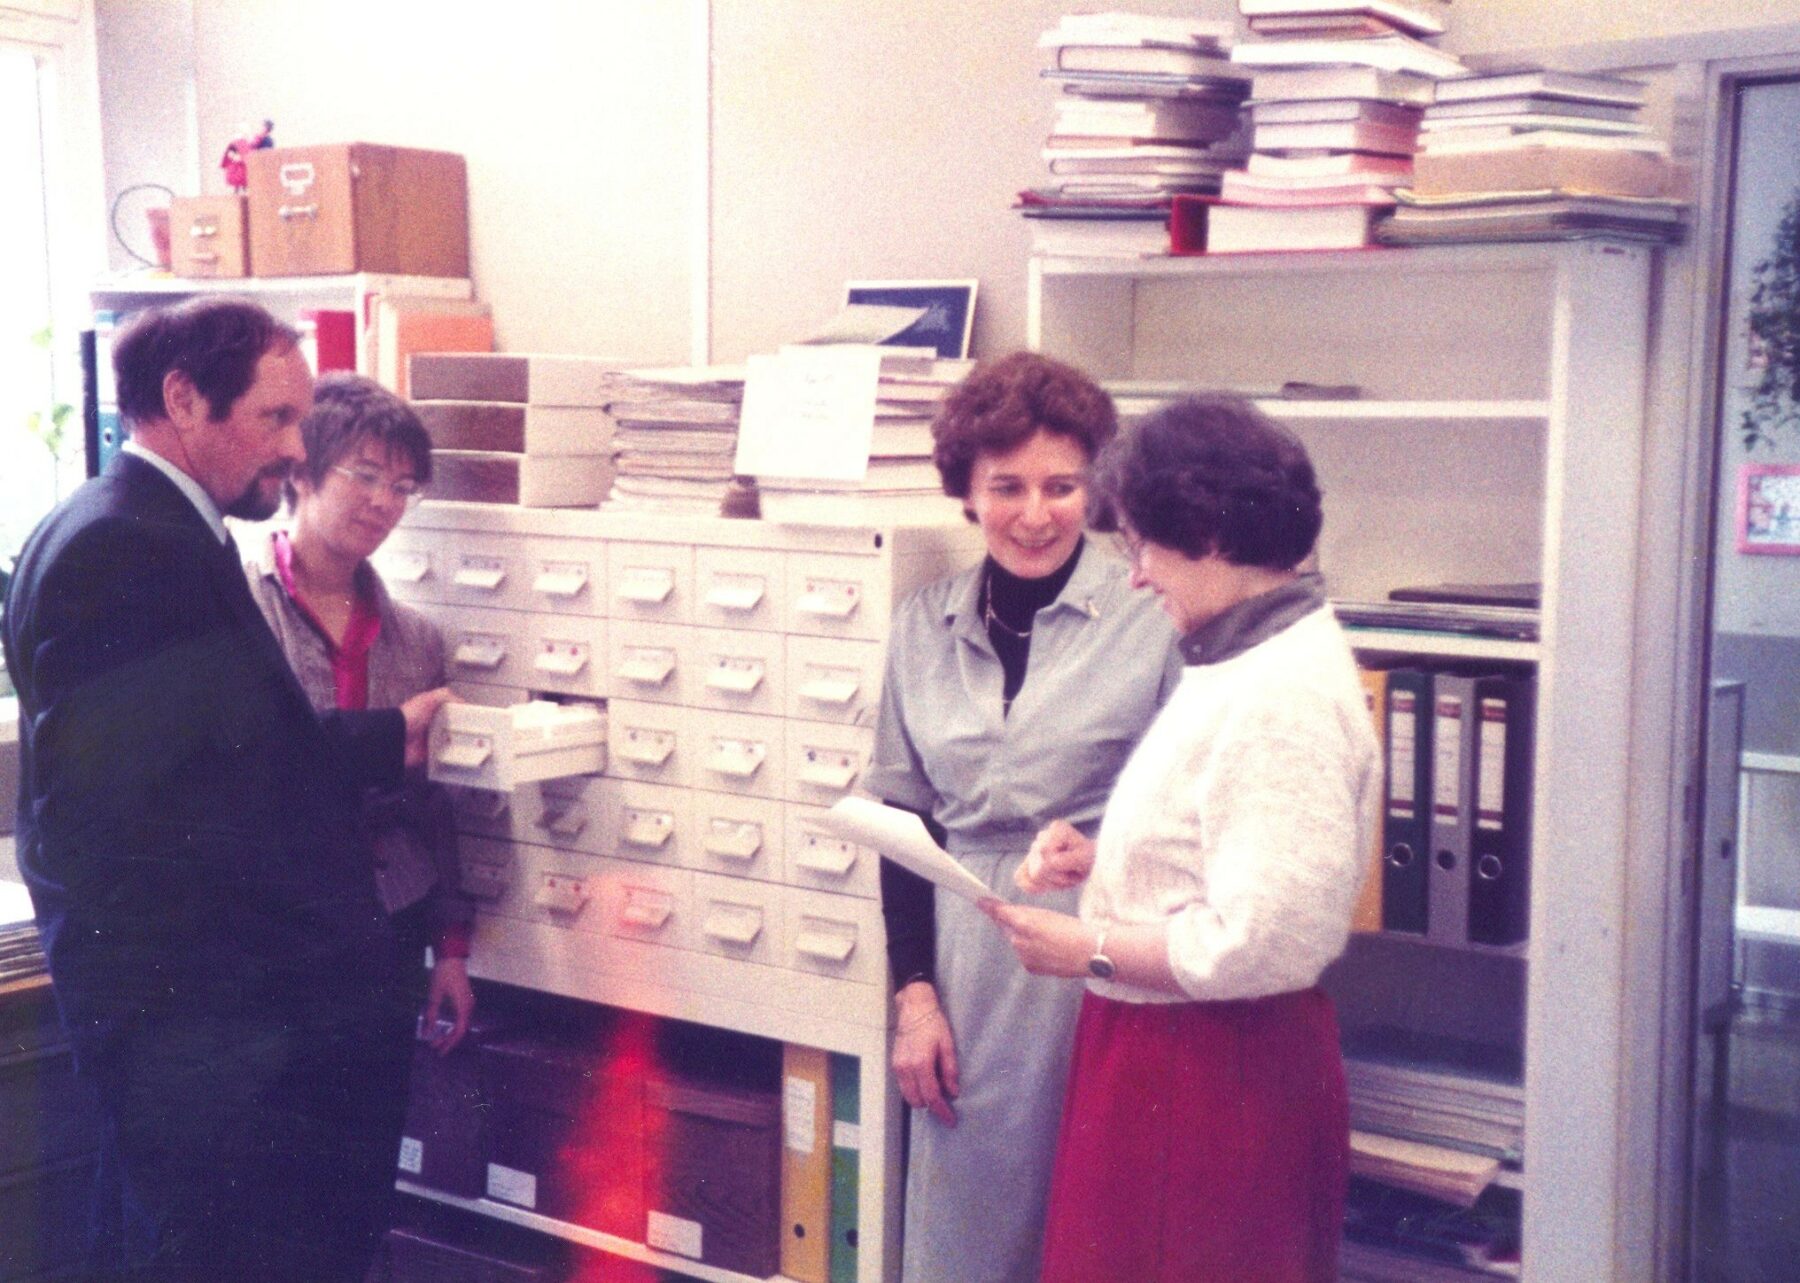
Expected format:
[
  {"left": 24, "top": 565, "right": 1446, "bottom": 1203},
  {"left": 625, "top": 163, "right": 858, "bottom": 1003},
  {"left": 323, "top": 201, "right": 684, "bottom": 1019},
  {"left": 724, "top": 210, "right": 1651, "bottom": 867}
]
[
  {"left": 891, "top": 980, "right": 960, "bottom": 1127},
  {"left": 1016, "top": 819, "right": 1096, "bottom": 894},
  {"left": 981, "top": 901, "right": 1095, "bottom": 978},
  {"left": 423, "top": 956, "right": 475, "bottom": 1053},
  {"left": 401, "top": 687, "right": 455, "bottom": 769}
]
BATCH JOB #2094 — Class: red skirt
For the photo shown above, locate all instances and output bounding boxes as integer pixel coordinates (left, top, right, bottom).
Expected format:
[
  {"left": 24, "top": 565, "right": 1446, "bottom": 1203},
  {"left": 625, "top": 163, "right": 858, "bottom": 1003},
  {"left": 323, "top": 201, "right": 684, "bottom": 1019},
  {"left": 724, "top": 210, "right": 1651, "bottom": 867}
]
[{"left": 1039, "top": 987, "right": 1348, "bottom": 1283}]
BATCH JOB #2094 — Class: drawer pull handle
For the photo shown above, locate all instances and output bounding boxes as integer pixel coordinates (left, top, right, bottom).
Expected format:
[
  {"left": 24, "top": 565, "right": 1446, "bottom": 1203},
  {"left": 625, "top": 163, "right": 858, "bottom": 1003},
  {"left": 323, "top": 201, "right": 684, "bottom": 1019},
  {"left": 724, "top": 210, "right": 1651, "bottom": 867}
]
[
  {"left": 703, "top": 820, "right": 762, "bottom": 860},
  {"left": 622, "top": 808, "right": 675, "bottom": 849},
  {"left": 799, "top": 667, "right": 861, "bottom": 706},
  {"left": 453, "top": 561, "right": 506, "bottom": 591},
  {"left": 796, "top": 580, "right": 860, "bottom": 619},
  {"left": 707, "top": 738, "right": 767, "bottom": 779},
  {"left": 534, "top": 874, "right": 589, "bottom": 913},
  {"left": 795, "top": 926, "right": 856, "bottom": 963},
  {"left": 277, "top": 202, "right": 319, "bottom": 220},
  {"left": 533, "top": 563, "right": 589, "bottom": 598},
  {"left": 798, "top": 749, "right": 858, "bottom": 791},
  {"left": 619, "top": 890, "right": 674, "bottom": 930},
  {"left": 435, "top": 737, "right": 492, "bottom": 771},
  {"left": 188, "top": 249, "right": 220, "bottom": 263},
  {"left": 536, "top": 805, "right": 588, "bottom": 837},
  {"left": 618, "top": 567, "right": 675, "bottom": 604},
  {"left": 461, "top": 862, "right": 508, "bottom": 900},
  {"left": 534, "top": 643, "right": 589, "bottom": 677},
  {"left": 452, "top": 636, "right": 506, "bottom": 670},
  {"left": 704, "top": 906, "right": 763, "bottom": 946},
  {"left": 796, "top": 836, "right": 857, "bottom": 878},
  {"left": 705, "top": 658, "right": 764, "bottom": 694},
  {"left": 384, "top": 551, "right": 431, "bottom": 583},
  {"left": 704, "top": 577, "right": 765, "bottom": 612},
  {"left": 618, "top": 729, "right": 676, "bottom": 766},
  {"left": 617, "top": 649, "right": 676, "bottom": 686}
]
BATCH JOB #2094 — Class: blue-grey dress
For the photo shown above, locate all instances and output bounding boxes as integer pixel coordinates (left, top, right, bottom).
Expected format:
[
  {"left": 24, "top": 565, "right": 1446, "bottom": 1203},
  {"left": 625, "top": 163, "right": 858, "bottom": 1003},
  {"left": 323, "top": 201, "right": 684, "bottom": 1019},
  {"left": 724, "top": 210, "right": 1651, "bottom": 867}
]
[{"left": 865, "top": 543, "right": 1181, "bottom": 1283}]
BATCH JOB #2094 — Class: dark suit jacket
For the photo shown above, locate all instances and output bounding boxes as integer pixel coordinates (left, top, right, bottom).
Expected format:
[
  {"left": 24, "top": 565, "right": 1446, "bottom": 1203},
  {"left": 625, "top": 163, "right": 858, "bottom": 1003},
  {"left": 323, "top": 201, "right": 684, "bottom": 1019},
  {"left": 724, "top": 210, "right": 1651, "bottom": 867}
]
[{"left": 2, "top": 452, "right": 405, "bottom": 1062}]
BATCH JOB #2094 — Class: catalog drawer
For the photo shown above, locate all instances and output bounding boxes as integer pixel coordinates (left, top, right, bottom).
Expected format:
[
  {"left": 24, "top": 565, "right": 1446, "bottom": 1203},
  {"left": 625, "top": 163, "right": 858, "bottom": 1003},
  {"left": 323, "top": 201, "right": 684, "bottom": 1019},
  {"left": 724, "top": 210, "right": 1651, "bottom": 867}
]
[
  {"left": 781, "top": 887, "right": 884, "bottom": 986},
  {"left": 690, "top": 627, "right": 785, "bottom": 716},
  {"left": 607, "top": 621, "right": 693, "bottom": 706},
  {"left": 694, "top": 546, "right": 785, "bottom": 633},
  {"left": 690, "top": 869, "right": 783, "bottom": 968},
  {"left": 784, "top": 720, "right": 875, "bottom": 807},
  {"left": 608, "top": 542, "right": 694, "bottom": 624},
  {"left": 785, "top": 635, "right": 882, "bottom": 725},
  {"left": 693, "top": 710, "right": 786, "bottom": 802},
  {"left": 687, "top": 790, "right": 785, "bottom": 884},
  {"left": 785, "top": 804, "right": 880, "bottom": 900}
]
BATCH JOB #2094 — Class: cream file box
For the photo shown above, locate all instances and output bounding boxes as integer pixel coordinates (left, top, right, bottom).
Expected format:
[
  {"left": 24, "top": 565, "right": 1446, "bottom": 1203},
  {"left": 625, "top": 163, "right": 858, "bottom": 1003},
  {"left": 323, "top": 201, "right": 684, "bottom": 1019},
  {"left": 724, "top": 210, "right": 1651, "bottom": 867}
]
[{"left": 429, "top": 700, "right": 607, "bottom": 790}]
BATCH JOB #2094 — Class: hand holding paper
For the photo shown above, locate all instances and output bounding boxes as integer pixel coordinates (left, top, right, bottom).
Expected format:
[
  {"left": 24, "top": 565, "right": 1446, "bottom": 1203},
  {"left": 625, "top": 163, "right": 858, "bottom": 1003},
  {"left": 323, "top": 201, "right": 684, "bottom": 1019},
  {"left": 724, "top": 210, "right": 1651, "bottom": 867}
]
[{"left": 817, "top": 797, "right": 994, "bottom": 903}]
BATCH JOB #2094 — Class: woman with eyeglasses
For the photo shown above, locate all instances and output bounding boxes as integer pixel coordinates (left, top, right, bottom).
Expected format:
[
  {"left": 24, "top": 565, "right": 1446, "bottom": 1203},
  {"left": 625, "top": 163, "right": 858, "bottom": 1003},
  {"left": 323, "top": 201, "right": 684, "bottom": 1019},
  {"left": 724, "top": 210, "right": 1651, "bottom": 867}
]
[
  {"left": 984, "top": 397, "right": 1381, "bottom": 1283},
  {"left": 864, "top": 352, "right": 1181, "bottom": 1283},
  {"left": 245, "top": 372, "right": 476, "bottom": 1055}
]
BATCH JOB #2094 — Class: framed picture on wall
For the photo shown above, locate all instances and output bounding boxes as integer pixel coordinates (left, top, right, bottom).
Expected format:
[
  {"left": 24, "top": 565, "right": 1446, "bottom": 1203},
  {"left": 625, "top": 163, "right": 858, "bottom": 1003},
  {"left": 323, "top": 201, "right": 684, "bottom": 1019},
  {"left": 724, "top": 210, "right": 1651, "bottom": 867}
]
[
  {"left": 845, "top": 279, "right": 977, "bottom": 359},
  {"left": 1737, "top": 462, "right": 1800, "bottom": 553}
]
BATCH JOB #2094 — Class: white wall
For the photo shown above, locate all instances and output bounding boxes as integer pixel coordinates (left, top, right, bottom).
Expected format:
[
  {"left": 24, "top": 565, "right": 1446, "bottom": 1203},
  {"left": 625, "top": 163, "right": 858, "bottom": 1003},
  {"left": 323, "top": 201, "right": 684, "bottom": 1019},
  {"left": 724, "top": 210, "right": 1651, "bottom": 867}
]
[{"left": 93, "top": 0, "right": 193, "bottom": 272}]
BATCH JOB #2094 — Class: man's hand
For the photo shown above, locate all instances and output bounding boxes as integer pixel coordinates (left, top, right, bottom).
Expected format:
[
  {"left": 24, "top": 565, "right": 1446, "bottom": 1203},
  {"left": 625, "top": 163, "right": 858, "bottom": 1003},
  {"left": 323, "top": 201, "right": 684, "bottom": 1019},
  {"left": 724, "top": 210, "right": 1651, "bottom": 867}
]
[{"left": 400, "top": 687, "right": 454, "bottom": 769}]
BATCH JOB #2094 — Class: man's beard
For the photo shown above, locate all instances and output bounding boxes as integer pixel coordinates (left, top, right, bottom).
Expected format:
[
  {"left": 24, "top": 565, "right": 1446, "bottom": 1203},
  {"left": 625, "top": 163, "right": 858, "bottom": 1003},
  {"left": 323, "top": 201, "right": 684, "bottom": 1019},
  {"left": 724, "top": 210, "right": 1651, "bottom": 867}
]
[{"left": 223, "top": 469, "right": 285, "bottom": 521}]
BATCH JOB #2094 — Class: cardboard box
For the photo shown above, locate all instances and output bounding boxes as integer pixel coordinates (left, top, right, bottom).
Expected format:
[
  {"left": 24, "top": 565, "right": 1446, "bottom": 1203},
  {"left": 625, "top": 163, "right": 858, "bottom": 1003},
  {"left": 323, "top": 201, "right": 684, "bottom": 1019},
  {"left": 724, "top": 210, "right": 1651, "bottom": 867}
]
[
  {"left": 169, "top": 195, "right": 249, "bottom": 278},
  {"left": 645, "top": 1076, "right": 783, "bottom": 1277},
  {"left": 245, "top": 143, "right": 468, "bottom": 278}
]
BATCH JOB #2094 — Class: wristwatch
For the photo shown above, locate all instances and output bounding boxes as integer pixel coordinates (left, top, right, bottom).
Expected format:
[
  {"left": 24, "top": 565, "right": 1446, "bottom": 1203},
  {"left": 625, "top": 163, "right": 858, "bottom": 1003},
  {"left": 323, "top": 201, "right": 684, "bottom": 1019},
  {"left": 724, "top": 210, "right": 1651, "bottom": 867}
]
[{"left": 1086, "top": 927, "right": 1116, "bottom": 981}]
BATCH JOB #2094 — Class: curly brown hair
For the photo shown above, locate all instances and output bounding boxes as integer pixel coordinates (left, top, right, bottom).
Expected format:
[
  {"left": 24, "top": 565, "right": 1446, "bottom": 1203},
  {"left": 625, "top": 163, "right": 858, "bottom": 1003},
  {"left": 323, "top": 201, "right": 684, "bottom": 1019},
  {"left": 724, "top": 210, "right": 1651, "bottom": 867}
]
[{"left": 930, "top": 351, "right": 1118, "bottom": 499}]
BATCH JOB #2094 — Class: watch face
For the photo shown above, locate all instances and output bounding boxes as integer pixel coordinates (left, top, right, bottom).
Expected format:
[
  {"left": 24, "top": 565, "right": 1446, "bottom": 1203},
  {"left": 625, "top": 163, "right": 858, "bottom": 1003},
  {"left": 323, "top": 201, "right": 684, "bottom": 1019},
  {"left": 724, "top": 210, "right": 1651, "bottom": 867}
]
[{"left": 1087, "top": 954, "right": 1116, "bottom": 980}]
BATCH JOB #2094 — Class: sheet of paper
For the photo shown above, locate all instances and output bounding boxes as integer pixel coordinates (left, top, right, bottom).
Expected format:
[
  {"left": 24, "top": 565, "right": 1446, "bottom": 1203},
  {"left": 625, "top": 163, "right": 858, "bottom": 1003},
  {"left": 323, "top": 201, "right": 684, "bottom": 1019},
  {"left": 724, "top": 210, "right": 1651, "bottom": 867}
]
[
  {"left": 733, "top": 345, "right": 880, "bottom": 482},
  {"left": 800, "top": 303, "right": 928, "bottom": 346},
  {"left": 818, "top": 797, "right": 994, "bottom": 903}
]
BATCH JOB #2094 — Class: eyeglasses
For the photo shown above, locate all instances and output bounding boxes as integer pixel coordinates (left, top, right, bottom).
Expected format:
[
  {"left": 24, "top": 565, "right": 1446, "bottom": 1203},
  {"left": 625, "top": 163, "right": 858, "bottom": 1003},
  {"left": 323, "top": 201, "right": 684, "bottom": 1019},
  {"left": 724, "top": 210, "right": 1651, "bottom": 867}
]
[{"left": 331, "top": 463, "right": 425, "bottom": 508}]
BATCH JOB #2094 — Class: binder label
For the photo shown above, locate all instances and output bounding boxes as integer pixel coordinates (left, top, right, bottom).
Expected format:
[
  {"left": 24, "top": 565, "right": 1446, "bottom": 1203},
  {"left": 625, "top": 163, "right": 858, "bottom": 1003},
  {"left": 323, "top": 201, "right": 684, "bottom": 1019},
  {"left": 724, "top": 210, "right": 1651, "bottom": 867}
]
[
  {"left": 397, "top": 1136, "right": 423, "bottom": 1175},
  {"left": 786, "top": 1075, "right": 819, "bottom": 1154},
  {"left": 1388, "top": 690, "right": 1418, "bottom": 817},
  {"left": 487, "top": 1163, "right": 538, "bottom": 1209},
  {"left": 833, "top": 1121, "right": 862, "bottom": 1151},
  {"left": 1477, "top": 698, "right": 1509, "bottom": 830},
  {"left": 1433, "top": 694, "right": 1464, "bottom": 818},
  {"left": 647, "top": 1210, "right": 704, "bottom": 1259}
]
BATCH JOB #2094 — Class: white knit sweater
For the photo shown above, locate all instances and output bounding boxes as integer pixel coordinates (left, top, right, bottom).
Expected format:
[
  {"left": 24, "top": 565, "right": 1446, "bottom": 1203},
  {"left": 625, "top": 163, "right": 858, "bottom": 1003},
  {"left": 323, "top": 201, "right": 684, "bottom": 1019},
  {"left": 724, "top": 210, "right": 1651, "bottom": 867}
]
[{"left": 1080, "top": 607, "right": 1382, "bottom": 1004}]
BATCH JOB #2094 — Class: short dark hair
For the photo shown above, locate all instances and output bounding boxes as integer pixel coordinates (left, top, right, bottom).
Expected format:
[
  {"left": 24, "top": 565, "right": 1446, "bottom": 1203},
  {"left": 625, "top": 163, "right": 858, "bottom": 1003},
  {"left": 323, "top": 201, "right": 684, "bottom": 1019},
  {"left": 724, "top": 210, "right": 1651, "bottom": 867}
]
[
  {"left": 930, "top": 351, "right": 1117, "bottom": 499},
  {"left": 112, "top": 295, "right": 300, "bottom": 427},
  {"left": 286, "top": 373, "right": 433, "bottom": 506},
  {"left": 1089, "top": 396, "right": 1323, "bottom": 570}
]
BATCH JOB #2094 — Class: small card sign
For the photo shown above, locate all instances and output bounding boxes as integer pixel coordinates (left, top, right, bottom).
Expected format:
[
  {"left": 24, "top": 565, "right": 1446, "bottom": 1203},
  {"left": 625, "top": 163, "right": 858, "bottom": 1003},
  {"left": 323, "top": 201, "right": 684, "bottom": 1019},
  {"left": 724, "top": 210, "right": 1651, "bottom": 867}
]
[{"left": 734, "top": 345, "right": 882, "bottom": 482}]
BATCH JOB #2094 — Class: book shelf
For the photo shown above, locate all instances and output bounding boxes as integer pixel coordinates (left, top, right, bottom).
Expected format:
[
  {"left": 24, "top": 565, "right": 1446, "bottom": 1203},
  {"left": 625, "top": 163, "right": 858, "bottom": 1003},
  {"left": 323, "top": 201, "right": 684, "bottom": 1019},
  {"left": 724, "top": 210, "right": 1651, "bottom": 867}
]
[{"left": 1030, "top": 240, "right": 1657, "bottom": 1282}]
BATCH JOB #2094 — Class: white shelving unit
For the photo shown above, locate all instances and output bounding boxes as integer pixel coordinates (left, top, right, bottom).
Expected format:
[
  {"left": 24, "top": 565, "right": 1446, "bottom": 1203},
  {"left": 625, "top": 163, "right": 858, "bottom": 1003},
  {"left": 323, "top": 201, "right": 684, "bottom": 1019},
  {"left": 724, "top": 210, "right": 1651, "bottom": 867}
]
[
  {"left": 1030, "top": 240, "right": 1659, "bottom": 1282},
  {"left": 89, "top": 271, "right": 472, "bottom": 373}
]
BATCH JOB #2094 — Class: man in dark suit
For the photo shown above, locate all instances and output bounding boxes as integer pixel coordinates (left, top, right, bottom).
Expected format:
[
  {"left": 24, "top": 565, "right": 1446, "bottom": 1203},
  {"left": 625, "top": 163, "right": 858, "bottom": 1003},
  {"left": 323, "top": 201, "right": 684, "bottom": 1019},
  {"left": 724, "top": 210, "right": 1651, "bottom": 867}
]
[{"left": 2, "top": 297, "right": 449, "bottom": 1281}]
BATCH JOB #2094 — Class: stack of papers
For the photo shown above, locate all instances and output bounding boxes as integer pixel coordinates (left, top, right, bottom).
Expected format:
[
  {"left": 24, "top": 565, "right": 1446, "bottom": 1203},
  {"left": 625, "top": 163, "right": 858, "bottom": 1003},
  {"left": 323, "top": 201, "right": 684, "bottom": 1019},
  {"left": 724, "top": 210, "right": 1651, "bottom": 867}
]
[
  {"left": 602, "top": 366, "right": 748, "bottom": 515},
  {"left": 1350, "top": 1132, "right": 1501, "bottom": 1207}
]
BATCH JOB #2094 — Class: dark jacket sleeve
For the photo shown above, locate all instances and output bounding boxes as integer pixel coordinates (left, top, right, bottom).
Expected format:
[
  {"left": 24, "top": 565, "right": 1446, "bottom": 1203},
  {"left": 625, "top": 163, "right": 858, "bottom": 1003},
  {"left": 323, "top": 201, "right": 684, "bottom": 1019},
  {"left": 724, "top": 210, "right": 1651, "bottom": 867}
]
[{"left": 879, "top": 802, "right": 946, "bottom": 990}]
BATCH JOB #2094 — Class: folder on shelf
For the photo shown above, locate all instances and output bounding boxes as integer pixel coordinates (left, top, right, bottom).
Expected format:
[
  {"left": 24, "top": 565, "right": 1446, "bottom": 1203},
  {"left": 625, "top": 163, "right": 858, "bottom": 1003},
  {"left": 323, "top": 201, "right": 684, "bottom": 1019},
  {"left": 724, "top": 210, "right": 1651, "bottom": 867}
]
[
  {"left": 781, "top": 1044, "right": 833, "bottom": 1283},
  {"left": 1353, "top": 666, "right": 1390, "bottom": 933},
  {"left": 1428, "top": 672, "right": 1480, "bottom": 947},
  {"left": 1469, "top": 673, "right": 1535, "bottom": 946},
  {"left": 827, "top": 1052, "right": 860, "bottom": 1283},
  {"left": 1381, "top": 668, "right": 1433, "bottom": 935}
]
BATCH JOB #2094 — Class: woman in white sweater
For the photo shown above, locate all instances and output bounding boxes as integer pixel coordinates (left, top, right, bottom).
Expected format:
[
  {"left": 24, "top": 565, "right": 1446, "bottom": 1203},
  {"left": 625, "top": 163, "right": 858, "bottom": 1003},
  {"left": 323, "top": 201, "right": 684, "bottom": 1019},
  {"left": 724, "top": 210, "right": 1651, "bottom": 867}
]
[{"left": 984, "top": 396, "right": 1381, "bottom": 1283}]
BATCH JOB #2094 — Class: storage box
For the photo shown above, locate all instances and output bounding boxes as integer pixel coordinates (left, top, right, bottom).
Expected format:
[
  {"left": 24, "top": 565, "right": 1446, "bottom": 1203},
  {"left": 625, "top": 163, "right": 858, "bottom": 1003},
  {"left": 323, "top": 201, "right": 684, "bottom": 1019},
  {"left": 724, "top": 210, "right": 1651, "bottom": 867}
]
[
  {"left": 428, "top": 701, "right": 606, "bottom": 791},
  {"left": 396, "top": 1016, "right": 506, "bottom": 1199},
  {"left": 643, "top": 1076, "right": 782, "bottom": 1277},
  {"left": 429, "top": 451, "right": 616, "bottom": 508},
  {"left": 479, "top": 1037, "right": 647, "bottom": 1239},
  {"left": 383, "top": 1225, "right": 564, "bottom": 1283},
  {"left": 169, "top": 195, "right": 250, "bottom": 277},
  {"left": 245, "top": 143, "right": 468, "bottom": 278}
]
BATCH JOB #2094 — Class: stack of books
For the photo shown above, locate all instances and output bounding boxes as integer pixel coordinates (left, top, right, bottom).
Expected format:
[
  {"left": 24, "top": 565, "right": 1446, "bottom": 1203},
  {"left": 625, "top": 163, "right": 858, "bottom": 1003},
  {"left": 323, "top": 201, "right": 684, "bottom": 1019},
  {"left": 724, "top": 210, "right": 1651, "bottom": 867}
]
[
  {"left": 1211, "top": 0, "right": 1465, "bottom": 252},
  {"left": 601, "top": 367, "right": 749, "bottom": 515},
  {"left": 1343, "top": 1035, "right": 1526, "bottom": 1164},
  {"left": 757, "top": 351, "right": 972, "bottom": 525},
  {"left": 1381, "top": 67, "right": 1687, "bottom": 245},
  {"left": 408, "top": 353, "right": 625, "bottom": 507},
  {"left": 1025, "top": 11, "right": 1251, "bottom": 257}
]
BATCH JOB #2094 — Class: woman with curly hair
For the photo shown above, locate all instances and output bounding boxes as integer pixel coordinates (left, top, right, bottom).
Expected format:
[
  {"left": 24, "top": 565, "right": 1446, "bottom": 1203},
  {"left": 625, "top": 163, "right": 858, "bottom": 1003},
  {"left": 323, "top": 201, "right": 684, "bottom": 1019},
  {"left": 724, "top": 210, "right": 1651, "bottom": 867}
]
[
  {"left": 864, "top": 351, "right": 1180, "bottom": 1283},
  {"left": 986, "top": 396, "right": 1381, "bottom": 1282}
]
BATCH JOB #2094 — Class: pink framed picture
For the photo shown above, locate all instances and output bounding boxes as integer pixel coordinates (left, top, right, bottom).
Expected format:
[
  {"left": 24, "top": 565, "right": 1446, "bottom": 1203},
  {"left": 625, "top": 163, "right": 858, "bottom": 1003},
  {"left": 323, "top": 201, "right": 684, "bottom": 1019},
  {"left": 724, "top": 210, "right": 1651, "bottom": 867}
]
[{"left": 1738, "top": 463, "right": 1800, "bottom": 553}]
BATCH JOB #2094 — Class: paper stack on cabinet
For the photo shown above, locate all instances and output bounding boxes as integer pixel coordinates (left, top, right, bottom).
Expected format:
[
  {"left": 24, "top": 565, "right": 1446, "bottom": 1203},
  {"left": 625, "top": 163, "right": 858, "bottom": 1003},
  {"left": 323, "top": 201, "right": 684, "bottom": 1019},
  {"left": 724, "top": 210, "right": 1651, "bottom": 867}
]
[
  {"left": 1024, "top": 10, "right": 1251, "bottom": 258},
  {"left": 1380, "top": 67, "right": 1687, "bottom": 245},
  {"left": 744, "top": 345, "right": 971, "bottom": 526},
  {"left": 599, "top": 366, "right": 749, "bottom": 515},
  {"left": 1209, "top": 0, "right": 1465, "bottom": 253},
  {"left": 409, "top": 353, "right": 631, "bottom": 507}
]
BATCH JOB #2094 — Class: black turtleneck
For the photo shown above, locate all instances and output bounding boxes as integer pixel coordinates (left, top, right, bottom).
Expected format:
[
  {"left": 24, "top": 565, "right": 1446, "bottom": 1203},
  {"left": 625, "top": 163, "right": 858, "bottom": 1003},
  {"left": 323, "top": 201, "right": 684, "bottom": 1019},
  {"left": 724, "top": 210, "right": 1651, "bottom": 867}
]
[{"left": 984, "top": 535, "right": 1084, "bottom": 709}]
